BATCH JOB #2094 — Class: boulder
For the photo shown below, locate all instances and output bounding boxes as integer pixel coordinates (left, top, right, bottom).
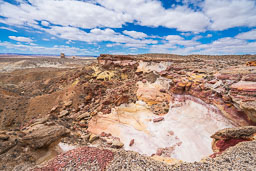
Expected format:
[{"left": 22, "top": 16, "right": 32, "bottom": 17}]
[
  {"left": 59, "top": 110, "right": 69, "bottom": 118},
  {"left": 76, "top": 112, "right": 90, "bottom": 121},
  {"left": 79, "top": 120, "right": 87, "bottom": 128},
  {"left": 22, "top": 124, "right": 67, "bottom": 149},
  {"left": 153, "top": 117, "right": 164, "bottom": 123},
  {"left": 0, "top": 134, "right": 9, "bottom": 140},
  {"left": 115, "top": 95, "right": 129, "bottom": 106},
  {"left": 64, "top": 100, "right": 73, "bottom": 107},
  {"left": 0, "top": 138, "right": 16, "bottom": 155},
  {"left": 111, "top": 139, "right": 124, "bottom": 148},
  {"left": 50, "top": 105, "right": 58, "bottom": 113},
  {"left": 211, "top": 126, "right": 256, "bottom": 140},
  {"left": 156, "top": 148, "right": 163, "bottom": 156},
  {"left": 211, "top": 126, "right": 256, "bottom": 153},
  {"left": 129, "top": 139, "right": 135, "bottom": 146},
  {"left": 230, "top": 81, "right": 256, "bottom": 91},
  {"left": 89, "top": 134, "right": 99, "bottom": 143}
]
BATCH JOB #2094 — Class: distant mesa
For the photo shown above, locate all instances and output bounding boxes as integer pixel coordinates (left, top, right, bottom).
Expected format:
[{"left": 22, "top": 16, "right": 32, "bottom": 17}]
[
  {"left": 60, "top": 53, "right": 65, "bottom": 59},
  {"left": 60, "top": 53, "right": 77, "bottom": 59}
]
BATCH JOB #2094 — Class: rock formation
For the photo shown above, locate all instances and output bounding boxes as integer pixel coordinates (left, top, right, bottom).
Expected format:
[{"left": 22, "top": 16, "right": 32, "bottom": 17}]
[
  {"left": 60, "top": 53, "right": 65, "bottom": 59},
  {"left": 0, "top": 54, "right": 256, "bottom": 170}
]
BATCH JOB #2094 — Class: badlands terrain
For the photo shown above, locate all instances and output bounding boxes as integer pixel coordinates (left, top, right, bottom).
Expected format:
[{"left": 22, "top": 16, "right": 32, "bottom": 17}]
[{"left": 0, "top": 54, "right": 256, "bottom": 170}]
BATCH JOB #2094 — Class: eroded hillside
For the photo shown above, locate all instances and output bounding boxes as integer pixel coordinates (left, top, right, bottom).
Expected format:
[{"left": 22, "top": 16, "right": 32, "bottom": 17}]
[{"left": 0, "top": 55, "right": 256, "bottom": 170}]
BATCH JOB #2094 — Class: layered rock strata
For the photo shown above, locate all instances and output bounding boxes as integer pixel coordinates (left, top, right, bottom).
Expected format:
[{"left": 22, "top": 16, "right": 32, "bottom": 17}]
[{"left": 0, "top": 54, "right": 256, "bottom": 170}]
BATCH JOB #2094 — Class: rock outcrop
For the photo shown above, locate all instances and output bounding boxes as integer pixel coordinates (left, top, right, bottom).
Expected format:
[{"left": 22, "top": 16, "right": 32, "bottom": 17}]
[
  {"left": 230, "top": 81, "right": 256, "bottom": 123},
  {"left": 0, "top": 120, "right": 68, "bottom": 170},
  {"left": 211, "top": 126, "right": 256, "bottom": 154},
  {"left": 60, "top": 53, "right": 65, "bottom": 59},
  {"left": 21, "top": 123, "right": 68, "bottom": 149},
  {"left": 0, "top": 54, "right": 256, "bottom": 170}
]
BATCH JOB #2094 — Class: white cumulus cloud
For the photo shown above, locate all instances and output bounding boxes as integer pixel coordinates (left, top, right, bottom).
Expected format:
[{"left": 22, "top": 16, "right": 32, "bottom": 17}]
[
  {"left": 0, "top": 41, "right": 90, "bottom": 55},
  {"left": 97, "top": 0, "right": 210, "bottom": 32},
  {"left": 236, "top": 29, "right": 256, "bottom": 40},
  {"left": 0, "top": 0, "right": 132, "bottom": 29},
  {"left": 123, "top": 30, "right": 147, "bottom": 39},
  {"left": 203, "top": 0, "right": 256, "bottom": 30},
  {"left": 0, "top": 26, "right": 17, "bottom": 32},
  {"left": 150, "top": 36, "right": 256, "bottom": 55},
  {"left": 42, "top": 26, "right": 157, "bottom": 48},
  {"left": 9, "top": 36, "right": 33, "bottom": 42}
]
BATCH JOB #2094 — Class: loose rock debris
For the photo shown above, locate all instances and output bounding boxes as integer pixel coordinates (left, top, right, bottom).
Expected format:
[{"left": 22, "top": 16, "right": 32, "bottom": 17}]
[{"left": 0, "top": 54, "right": 256, "bottom": 170}]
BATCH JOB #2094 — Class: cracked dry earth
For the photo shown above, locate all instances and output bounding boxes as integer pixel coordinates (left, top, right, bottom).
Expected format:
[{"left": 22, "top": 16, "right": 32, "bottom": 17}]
[{"left": 0, "top": 54, "right": 256, "bottom": 170}]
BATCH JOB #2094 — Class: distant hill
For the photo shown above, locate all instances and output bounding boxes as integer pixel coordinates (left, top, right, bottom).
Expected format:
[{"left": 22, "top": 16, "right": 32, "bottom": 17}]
[{"left": 0, "top": 53, "right": 98, "bottom": 58}]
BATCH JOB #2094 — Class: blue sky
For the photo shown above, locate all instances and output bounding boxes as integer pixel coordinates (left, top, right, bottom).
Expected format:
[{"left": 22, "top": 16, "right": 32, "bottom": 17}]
[{"left": 0, "top": 0, "right": 256, "bottom": 55}]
